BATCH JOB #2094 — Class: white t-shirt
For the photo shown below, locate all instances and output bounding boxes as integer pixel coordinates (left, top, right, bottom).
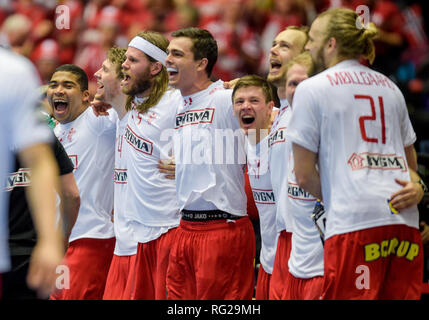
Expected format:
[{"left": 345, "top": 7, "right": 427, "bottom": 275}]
[
  {"left": 284, "top": 113, "right": 324, "bottom": 278},
  {"left": 247, "top": 135, "right": 278, "bottom": 274},
  {"left": 0, "top": 49, "right": 52, "bottom": 272},
  {"left": 269, "top": 102, "right": 294, "bottom": 233},
  {"left": 174, "top": 80, "right": 247, "bottom": 215},
  {"left": 124, "top": 89, "right": 181, "bottom": 243},
  {"left": 54, "top": 107, "right": 116, "bottom": 242},
  {"left": 113, "top": 112, "right": 137, "bottom": 255},
  {"left": 287, "top": 59, "right": 419, "bottom": 240}
]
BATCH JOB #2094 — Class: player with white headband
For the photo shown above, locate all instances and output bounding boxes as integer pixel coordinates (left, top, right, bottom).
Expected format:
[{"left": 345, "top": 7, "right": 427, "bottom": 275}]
[{"left": 120, "top": 31, "right": 182, "bottom": 300}]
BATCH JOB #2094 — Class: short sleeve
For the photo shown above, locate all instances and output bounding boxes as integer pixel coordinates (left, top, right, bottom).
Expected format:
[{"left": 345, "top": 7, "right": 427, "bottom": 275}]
[
  {"left": 286, "top": 81, "right": 321, "bottom": 153},
  {"left": 53, "top": 136, "right": 74, "bottom": 175}
]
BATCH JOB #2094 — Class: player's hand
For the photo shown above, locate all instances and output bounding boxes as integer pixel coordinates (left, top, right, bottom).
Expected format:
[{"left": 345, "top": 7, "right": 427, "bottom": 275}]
[
  {"left": 224, "top": 78, "right": 240, "bottom": 89},
  {"left": 158, "top": 158, "right": 176, "bottom": 180},
  {"left": 91, "top": 99, "right": 111, "bottom": 116},
  {"left": 27, "top": 238, "right": 64, "bottom": 299},
  {"left": 421, "top": 221, "right": 429, "bottom": 245},
  {"left": 389, "top": 178, "right": 424, "bottom": 212}
]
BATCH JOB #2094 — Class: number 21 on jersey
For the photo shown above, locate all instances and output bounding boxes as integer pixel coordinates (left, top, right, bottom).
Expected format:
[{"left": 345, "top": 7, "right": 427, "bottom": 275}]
[{"left": 355, "top": 95, "right": 386, "bottom": 144}]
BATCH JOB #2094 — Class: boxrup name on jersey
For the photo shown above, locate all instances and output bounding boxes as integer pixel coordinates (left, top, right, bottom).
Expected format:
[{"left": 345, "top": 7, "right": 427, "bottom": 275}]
[
  {"left": 268, "top": 127, "right": 286, "bottom": 147},
  {"left": 114, "top": 169, "right": 127, "bottom": 184},
  {"left": 252, "top": 189, "right": 275, "bottom": 205},
  {"left": 175, "top": 108, "right": 215, "bottom": 129},
  {"left": 5, "top": 168, "right": 31, "bottom": 191},
  {"left": 348, "top": 152, "right": 407, "bottom": 172},
  {"left": 288, "top": 182, "right": 316, "bottom": 201},
  {"left": 125, "top": 125, "right": 153, "bottom": 155}
]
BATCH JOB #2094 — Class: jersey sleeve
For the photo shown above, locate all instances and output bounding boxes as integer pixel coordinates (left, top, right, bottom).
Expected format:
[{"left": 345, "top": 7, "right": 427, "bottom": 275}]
[
  {"left": 396, "top": 88, "right": 416, "bottom": 148},
  {"left": 86, "top": 106, "right": 118, "bottom": 137},
  {"left": 215, "top": 89, "right": 240, "bottom": 130},
  {"left": 53, "top": 135, "right": 74, "bottom": 175},
  {"left": 286, "top": 81, "right": 320, "bottom": 153}
]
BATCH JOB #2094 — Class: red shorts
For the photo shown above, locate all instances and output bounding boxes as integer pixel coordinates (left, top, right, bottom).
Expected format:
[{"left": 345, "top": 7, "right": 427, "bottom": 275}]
[
  {"left": 282, "top": 273, "right": 324, "bottom": 300},
  {"left": 255, "top": 264, "right": 271, "bottom": 300},
  {"left": 50, "top": 237, "right": 115, "bottom": 300},
  {"left": 321, "top": 224, "right": 423, "bottom": 300},
  {"left": 269, "top": 230, "right": 292, "bottom": 300},
  {"left": 166, "top": 216, "right": 255, "bottom": 300},
  {"left": 103, "top": 254, "right": 136, "bottom": 300},
  {"left": 127, "top": 228, "right": 177, "bottom": 300}
]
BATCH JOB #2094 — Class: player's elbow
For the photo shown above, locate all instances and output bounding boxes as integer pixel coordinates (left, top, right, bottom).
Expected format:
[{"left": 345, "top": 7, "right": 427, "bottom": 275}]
[{"left": 295, "top": 169, "right": 312, "bottom": 191}]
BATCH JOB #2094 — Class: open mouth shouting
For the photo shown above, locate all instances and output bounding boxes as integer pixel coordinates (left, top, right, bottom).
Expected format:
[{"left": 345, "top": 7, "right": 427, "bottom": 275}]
[
  {"left": 269, "top": 59, "right": 282, "bottom": 75},
  {"left": 241, "top": 114, "right": 255, "bottom": 125},
  {"left": 52, "top": 98, "right": 69, "bottom": 117},
  {"left": 167, "top": 67, "right": 178, "bottom": 80}
]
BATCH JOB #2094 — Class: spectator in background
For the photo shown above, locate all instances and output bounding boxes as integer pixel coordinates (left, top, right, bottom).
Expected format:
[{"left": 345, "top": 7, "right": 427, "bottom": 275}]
[
  {"left": 31, "top": 38, "right": 60, "bottom": 84},
  {"left": 0, "top": 14, "right": 32, "bottom": 56},
  {"left": 202, "top": 0, "right": 261, "bottom": 80},
  {"left": 74, "top": 5, "right": 124, "bottom": 98}
]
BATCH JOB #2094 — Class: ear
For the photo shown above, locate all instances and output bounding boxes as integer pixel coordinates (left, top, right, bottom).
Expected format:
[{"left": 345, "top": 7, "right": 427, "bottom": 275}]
[
  {"left": 150, "top": 61, "right": 163, "bottom": 76},
  {"left": 82, "top": 90, "right": 90, "bottom": 103},
  {"left": 196, "top": 58, "right": 208, "bottom": 73},
  {"left": 326, "top": 37, "right": 337, "bottom": 51}
]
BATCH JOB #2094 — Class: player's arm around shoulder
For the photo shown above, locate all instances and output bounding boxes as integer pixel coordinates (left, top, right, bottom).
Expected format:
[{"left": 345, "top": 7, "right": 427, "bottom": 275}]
[{"left": 389, "top": 145, "right": 425, "bottom": 212}]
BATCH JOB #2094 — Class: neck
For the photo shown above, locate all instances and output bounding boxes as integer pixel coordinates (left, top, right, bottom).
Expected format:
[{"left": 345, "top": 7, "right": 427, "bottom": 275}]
[
  {"left": 181, "top": 77, "right": 213, "bottom": 97},
  {"left": 276, "top": 86, "right": 286, "bottom": 100},
  {"left": 135, "top": 82, "right": 154, "bottom": 99},
  {"left": 328, "top": 55, "right": 349, "bottom": 68},
  {"left": 111, "top": 93, "right": 128, "bottom": 120}
]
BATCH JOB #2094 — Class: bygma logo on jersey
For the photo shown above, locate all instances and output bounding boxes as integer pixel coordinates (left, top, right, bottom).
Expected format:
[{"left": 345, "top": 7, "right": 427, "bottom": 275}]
[
  {"left": 5, "top": 169, "right": 31, "bottom": 191},
  {"left": 125, "top": 125, "right": 153, "bottom": 155},
  {"left": 175, "top": 108, "right": 215, "bottom": 128}
]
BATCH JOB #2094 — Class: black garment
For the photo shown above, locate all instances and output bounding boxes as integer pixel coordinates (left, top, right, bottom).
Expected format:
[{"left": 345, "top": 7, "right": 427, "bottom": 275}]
[{"left": 2, "top": 136, "right": 74, "bottom": 299}]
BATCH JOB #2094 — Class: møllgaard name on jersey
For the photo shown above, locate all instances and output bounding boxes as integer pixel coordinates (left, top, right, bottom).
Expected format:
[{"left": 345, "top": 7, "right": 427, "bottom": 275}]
[
  {"left": 288, "top": 181, "right": 316, "bottom": 201},
  {"left": 6, "top": 168, "right": 31, "bottom": 191},
  {"left": 114, "top": 169, "right": 127, "bottom": 184},
  {"left": 252, "top": 189, "right": 275, "bottom": 204},
  {"left": 268, "top": 127, "right": 286, "bottom": 147},
  {"left": 125, "top": 125, "right": 153, "bottom": 155},
  {"left": 175, "top": 108, "right": 215, "bottom": 129},
  {"left": 348, "top": 152, "right": 407, "bottom": 172}
]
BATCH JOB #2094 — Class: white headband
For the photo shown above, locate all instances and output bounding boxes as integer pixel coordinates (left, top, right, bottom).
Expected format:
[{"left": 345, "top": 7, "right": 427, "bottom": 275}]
[{"left": 128, "top": 36, "right": 167, "bottom": 66}]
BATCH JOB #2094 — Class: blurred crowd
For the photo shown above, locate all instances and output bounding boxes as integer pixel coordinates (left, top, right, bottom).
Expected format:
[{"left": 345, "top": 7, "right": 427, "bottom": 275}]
[{"left": 0, "top": 0, "right": 428, "bottom": 150}]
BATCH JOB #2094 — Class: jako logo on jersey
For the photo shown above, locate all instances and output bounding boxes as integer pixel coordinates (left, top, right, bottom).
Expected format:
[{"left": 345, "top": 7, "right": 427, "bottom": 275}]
[
  {"left": 114, "top": 169, "right": 127, "bottom": 184},
  {"left": 288, "top": 182, "right": 316, "bottom": 201},
  {"left": 175, "top": 108, "right": 215, "bottom": 129},
  {"left": 252, "top": 188, "right": 275, "bottom": 204},
  {"left": 268, "top": 127, "right": 286, "bottom": 147},
  {"left": 348, "top": 152, "right": 407, "bottom": 172},
  {"left": 5, "top": 168, "right": 31, "bottom": 191},
  {"left": 125, "top": 125, "right": 153, "bottom": 155}
]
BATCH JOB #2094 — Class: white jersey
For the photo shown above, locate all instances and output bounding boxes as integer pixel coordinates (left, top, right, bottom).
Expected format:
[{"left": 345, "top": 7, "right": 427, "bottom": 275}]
[
  {"left": 0, "top": 49, "right": 52, "bottom": 272},
  {"left": 247, "top": 135, "right": 278, "bottom": 274},
  {"left": 54, "top": 107, "right": 116, "bottom": 242},
  {"left": 174, "top": 80, "right": 247, "bottom": 215},
  {"left": 287, "top": 59, "right": 419, "bottom": 240},
  {"left": 284, "top": 113, "right": 324, "bottom": 278},
  {"left": 113, "top": 112, "right": 137, "bottom": 255},
  {"left": 124, "top": 89, "right": 181, "bottom": 243},
  {"left": 269, "top": 102, "right": 294, "bottom": 233}
]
